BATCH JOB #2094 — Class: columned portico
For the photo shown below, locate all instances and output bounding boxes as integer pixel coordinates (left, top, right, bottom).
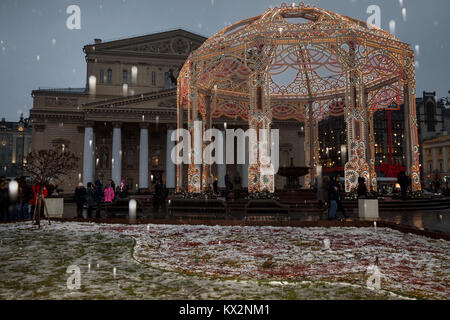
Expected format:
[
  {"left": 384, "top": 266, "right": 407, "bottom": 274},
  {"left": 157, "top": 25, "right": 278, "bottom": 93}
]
[
  {"left": 83, "top": 124, "right": 95, "bottom": 186},
  {"left": 139, "top": 124, "right": 149, "bottom": 189},
  {"left": 112, "top": 122, "right": 122, "bottom": 186}
]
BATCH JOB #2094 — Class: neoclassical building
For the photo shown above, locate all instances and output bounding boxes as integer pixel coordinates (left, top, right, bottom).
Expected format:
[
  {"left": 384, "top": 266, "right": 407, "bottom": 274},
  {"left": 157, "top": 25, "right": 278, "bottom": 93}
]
[{"left": 30, "top": 29, "right": 305, "bottom": 193}]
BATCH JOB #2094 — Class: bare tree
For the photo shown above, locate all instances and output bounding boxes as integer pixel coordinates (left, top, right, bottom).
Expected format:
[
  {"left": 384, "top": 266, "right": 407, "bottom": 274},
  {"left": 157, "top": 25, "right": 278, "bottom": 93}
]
[{"left": 24, "top": 147, "right": 78, "bottom": 226}]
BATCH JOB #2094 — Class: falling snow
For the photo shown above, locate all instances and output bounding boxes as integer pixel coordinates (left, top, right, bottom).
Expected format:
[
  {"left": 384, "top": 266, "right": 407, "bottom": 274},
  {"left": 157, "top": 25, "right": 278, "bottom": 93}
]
[{"left": 389, "top": 20, "right": 396, "bottom": 36}]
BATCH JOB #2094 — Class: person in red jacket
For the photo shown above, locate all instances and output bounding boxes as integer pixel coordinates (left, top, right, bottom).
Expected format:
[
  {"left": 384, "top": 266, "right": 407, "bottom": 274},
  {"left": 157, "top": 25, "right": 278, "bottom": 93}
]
[{"left": 30, "top": 184, "right": 48, "bottom": 219}]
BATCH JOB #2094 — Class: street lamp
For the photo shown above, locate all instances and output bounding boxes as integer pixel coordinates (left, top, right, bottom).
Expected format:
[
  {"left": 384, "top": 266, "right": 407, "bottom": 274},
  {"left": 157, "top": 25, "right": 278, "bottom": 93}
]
[{"left": 17, "top": 114, "right": 25, "bottom": 177}]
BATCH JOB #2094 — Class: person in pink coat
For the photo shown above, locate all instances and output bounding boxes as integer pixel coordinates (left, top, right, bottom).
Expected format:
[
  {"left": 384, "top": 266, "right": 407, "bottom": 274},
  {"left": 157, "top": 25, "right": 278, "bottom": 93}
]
[{"left": 104, "top": 183, "right": 115, "bottom": 204}]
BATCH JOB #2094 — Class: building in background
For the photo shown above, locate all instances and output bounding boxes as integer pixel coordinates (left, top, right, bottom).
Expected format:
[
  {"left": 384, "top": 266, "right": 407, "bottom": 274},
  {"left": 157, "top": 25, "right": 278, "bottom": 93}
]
[
  {"left": 443, "top": 107, "right": 450, "bottom": 134},
  {"left": 422, "top": 134, "right": 450, "bottom": 188},
  {"left": 31, "top": 30, "right": 206, "bottom": 193},
  {"left": 0, "top": 114, "right": 33, "bottom": 178},
  {"left": 30, "top": 29, "right": 307, "bottom": 193},
  {"left": 318, "top": 92, "right": 446, "bottom": 180}
]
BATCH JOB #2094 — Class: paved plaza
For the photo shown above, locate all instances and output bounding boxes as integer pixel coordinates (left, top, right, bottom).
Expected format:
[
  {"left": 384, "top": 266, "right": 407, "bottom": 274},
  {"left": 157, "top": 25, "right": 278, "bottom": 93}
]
[{"left": 0, "top": 221, "right": 448, "bottom": 300}]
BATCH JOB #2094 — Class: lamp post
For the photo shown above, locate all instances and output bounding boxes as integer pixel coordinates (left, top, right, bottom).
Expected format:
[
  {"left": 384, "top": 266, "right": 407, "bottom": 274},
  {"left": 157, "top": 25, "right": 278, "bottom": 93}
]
[{"left": 17, "top": 114, "right": 25, "bottom": 177}]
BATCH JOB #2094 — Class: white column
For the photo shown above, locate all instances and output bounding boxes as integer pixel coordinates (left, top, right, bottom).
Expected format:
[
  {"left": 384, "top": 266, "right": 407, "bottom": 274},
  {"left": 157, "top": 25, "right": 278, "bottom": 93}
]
[
  {"left": 83, "top": 126, "right": 95, "bottom": 186},
  {"left": 432, "top": 148, "right": 437, "bottom": 172},
  {"left": 166, "top": 128, "right": 176, "bottom": 189},
  {"left": 112, "top": 123, "right": 122, "bottom": 186},
  {"left": 139, "top": 126, "right": 149, "bottom": 189},
  {"left": 242, "top": 135, "right": 249, "bottom": 188},
  {"left": 218, "top": 130, "right": 226, "bottom": 188}
]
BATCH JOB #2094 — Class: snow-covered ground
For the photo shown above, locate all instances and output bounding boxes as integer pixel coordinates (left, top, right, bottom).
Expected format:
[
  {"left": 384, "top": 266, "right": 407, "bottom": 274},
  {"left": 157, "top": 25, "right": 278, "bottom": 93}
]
[{"left": 0, "top": 221, "right": 448, "bottom": 300}]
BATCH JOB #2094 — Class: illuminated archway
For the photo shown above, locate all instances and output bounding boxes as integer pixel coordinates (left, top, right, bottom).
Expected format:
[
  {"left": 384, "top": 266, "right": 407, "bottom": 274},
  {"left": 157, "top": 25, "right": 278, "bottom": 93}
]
[{"left": 177, "top": 2, "right": 421, "bottom": 194}]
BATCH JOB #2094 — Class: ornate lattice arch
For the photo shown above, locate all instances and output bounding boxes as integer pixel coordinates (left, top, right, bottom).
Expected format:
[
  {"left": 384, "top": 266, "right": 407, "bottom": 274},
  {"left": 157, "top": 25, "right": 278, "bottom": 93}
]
[{"left": 177, "top": 2, "right": 422, "bottom": 194}]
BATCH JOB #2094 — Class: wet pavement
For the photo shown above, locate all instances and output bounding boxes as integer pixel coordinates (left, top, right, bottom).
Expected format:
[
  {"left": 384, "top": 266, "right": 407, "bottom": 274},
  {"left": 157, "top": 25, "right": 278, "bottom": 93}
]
[{"left": 62, "top": 202, "right": 450, "bottom": 235}]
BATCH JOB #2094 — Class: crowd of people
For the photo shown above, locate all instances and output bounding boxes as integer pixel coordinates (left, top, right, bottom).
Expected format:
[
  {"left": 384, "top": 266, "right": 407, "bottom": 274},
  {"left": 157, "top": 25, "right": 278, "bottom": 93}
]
[
  {"left": 74, "top": 178, "right": 171, "bottom": 218},
  {"left": 424, "top": 178, "right": 450, "bottom": 196},
  {"left": 0, "top": 175, "right": 170, "bottom": 221},
  {"left": 3, "top": 170, "right": 448, "bottom": 222},
  {"left": 0, "top": 176, "right": 49, "bottom": 222},
  {"left": 73, "top": 179, "right": 132, "bottom": 218}
]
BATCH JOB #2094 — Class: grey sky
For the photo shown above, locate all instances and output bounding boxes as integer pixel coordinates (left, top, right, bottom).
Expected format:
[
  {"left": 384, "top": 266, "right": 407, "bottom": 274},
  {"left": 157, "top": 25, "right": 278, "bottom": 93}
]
[{"left": 0, "top": 0, "right": 449, "bottom": 120}]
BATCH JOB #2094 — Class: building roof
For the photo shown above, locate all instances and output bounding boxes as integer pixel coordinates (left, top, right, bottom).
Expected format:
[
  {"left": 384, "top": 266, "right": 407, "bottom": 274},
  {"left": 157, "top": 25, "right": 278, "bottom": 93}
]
[
  {"left": 85, "top": 28, "right": 207, "bottom": 47},
  {"left": 83, "top": 29, "right": 207, "bottom": 56},
  {"left": 32, "top": 87, "right": 86, "bottom": 95},
  {"left": 0, "top": 117, "right": 32, "bottom": 132},
  {"left": 423, "top": 134, "right": 450, "bottom": 146}
]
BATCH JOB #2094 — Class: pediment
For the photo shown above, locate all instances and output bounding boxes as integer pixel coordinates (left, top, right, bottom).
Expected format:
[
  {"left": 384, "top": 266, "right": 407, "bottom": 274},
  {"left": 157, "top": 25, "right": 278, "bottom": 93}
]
[
  {"left": 86, "top": 30, "right": 205, "bottom": 57},
  {"left": 120, "top": 37, "right": 200, "bottom": 56}
]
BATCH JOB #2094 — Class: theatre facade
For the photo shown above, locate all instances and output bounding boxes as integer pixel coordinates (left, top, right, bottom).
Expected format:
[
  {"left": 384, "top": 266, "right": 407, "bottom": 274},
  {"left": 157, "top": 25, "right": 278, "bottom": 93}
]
[{"left": 30, "top": 29, "right": 306, "bottom": 193}]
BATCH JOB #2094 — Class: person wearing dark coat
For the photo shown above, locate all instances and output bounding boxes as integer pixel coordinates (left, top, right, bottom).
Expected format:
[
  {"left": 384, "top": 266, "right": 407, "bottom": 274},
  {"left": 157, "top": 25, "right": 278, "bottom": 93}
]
[
  {"left": 397, "top": 171, "right": 408, "bottom": 199},
  {"left": 357, "top": 177, "right": 368, "bottom": 198},
  {"left": 224, "top": 174, "right": 232, "bottom": 201},
  {"left": 94, "top": 180, "right": 103, "bottom": 218},
  {"left": 153, "top": 179, "right": 168, "bottom": 216},
  {"left": 86, "top": 182, "right": 95, "bottom": 218},
  {"left": 327, "top": 178, "right": 339, "bottom": 220},
  {"left": 335, "top": 178, "right": 348, "bottom": 219},
  {"left": 18, "top": 177, "right": 33, "bottom": 220},
  {"left": 213, "top": 179, "right": 218, "bottom": 194},
  {"left": 74, "top": 182, "right": 87, "bottom": 218},
  {"left": 0, "top": 178, "right": 9, "bottom": 222},
  {"left": 109, "top": 179, "right": 116, "bottom": 194}
]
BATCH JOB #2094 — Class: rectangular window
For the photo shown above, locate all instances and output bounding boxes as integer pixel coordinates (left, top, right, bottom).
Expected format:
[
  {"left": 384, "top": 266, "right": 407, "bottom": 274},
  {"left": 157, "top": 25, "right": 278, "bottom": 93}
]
[
  {"left": 151, "top": 71, "right": 156, "bottom": 86},
  {"left": 426, "top": 101, "right": 436, "bottom": 132},
  {"left": 107, "top": 69, "right": 112, "bottom": 83},
  {"left": 99, "top": 69, "right": 104, "bottom": 84},
  {"left": 123, "top": 70, "right": 128, "bottom": 84},
  {"left": 164, "top": 72, "right": 170, "bottom": 89}
]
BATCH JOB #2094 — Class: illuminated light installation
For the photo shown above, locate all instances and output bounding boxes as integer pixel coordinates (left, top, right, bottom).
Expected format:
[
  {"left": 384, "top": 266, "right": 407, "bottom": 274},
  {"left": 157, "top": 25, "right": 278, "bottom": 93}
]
[{"left": 177, "top": 2, "right": 422, "bottom": 194}]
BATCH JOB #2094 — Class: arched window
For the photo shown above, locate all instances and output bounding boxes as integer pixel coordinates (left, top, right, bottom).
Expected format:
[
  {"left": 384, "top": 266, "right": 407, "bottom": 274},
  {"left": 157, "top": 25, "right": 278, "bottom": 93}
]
[
  {"left": 123, "top": 70, "right": 128, "bottom": 84},
  {"left": 107, "top": 69, "right": 112, "bottom": 83}
]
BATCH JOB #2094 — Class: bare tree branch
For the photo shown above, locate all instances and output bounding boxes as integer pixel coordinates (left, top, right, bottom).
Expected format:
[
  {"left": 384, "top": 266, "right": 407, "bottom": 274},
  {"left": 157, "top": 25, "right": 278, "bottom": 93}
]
[{"left": 25, "top": 147, "right": 79, "bottom": 187}]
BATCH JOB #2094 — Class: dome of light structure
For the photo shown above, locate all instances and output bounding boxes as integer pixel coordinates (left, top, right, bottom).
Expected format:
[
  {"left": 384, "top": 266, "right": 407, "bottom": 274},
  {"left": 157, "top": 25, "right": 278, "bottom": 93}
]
[{"left": 177, "top": 2, "right": 421, "bottom": 194}]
